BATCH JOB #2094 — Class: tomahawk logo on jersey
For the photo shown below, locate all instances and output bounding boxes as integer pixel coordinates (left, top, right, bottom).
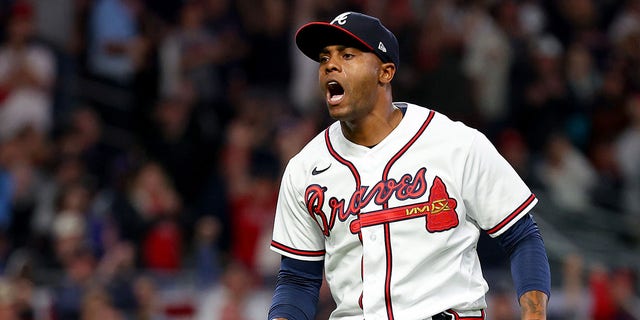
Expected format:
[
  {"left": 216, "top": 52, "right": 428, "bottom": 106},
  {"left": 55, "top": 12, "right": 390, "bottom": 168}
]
[{"left": 271, "top": 103, "right": 538, "bottom": 319}]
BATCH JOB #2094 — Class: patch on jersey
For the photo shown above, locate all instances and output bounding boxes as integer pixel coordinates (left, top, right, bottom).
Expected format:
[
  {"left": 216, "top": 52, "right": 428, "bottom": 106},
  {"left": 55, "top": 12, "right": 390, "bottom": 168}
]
[{"left": 425, "top": 176, "right": 459, "bottom": 232}]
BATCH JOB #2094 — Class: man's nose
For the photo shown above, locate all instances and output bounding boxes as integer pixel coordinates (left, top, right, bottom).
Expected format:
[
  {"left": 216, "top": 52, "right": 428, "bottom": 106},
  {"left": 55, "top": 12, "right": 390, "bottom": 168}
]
[{"left": 324, "top": 57, "right": 341, "bottom": 74}]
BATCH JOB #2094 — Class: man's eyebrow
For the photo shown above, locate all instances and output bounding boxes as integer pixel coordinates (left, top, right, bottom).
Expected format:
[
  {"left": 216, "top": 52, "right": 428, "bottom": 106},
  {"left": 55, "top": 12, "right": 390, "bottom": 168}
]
[{"left": 320, "top": 45, "right": 349, "bottom": 54}]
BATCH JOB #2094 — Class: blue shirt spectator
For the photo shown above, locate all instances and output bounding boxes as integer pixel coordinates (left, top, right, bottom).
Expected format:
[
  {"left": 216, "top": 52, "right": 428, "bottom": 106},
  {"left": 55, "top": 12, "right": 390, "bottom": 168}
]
[{"left": 87, "top": 0, "right": 139, "bottom": 84}]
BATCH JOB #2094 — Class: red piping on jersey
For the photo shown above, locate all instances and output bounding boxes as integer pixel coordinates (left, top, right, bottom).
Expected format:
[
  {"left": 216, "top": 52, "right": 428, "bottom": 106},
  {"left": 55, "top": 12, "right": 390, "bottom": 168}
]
[
  {"left": 382, "top": 109, "right": 435, "bottom": 186},
  {"left": 270, "top": 240, "right": 325, "bottom": 258},
  {"left": 379, "top": 109, "right": 434, "bottom": 320},
  {"left": 383, "top": 223, "right": 394, "bottom": 320},
  {"left": 325, "top": 129, "right": 361, "bottom": 191},
  {"left": 486, "top": 194, "right": 536, "bottom": 235},
  {"left": 325, "top": 127, "right": 367, "bottom": 312}
]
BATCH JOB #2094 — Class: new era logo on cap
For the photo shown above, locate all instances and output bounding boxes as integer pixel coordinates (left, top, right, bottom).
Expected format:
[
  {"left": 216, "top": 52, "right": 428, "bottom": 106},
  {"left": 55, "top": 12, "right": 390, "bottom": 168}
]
[
  {"left": 378, "top": 42, "right": 387, "bottom": 53},
  {"left": 295, "top": 12, "right": 400, "bottom": 68}
]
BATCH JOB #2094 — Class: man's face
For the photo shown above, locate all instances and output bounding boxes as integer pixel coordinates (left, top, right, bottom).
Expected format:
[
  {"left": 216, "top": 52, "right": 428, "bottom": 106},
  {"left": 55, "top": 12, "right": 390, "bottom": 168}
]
[{"left": 318, "top": 45, "right": 382, "bottom": 122}]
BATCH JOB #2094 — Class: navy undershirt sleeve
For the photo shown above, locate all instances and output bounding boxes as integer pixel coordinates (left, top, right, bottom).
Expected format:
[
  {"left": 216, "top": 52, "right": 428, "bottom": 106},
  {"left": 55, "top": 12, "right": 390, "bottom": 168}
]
[
  {"left": 496, "top": 213, "right": 551, "bottom": 299},
  {"left": 268, "top": 256, "right": 324, "bottom": 320}
]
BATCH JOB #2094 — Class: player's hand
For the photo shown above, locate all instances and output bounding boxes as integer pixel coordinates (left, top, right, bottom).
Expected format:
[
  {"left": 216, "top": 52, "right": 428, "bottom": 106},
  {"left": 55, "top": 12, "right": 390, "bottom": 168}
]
[{"left": 519, "top": 290, "right": 548, "bottom": 320}]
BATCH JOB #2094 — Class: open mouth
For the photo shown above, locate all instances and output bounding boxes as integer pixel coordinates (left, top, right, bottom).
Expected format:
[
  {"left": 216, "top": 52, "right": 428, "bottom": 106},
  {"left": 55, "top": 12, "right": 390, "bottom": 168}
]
[{"left": 326, "top": 81, "right": 345, "bottom": 105}]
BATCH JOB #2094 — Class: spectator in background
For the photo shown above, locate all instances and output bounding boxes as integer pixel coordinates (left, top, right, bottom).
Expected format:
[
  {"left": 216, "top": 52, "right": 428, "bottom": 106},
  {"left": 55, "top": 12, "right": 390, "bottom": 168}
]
[
  {"left": 132, "top": 275, "right": 166, "bottom": 320},
  {"left": 160, "top": 0, "right": 246, "bottom": 134},
  {"left": 51, "top": 207, "right": 88, "bottom": 268},
  {"left": 31, "top": 156, "right": 87, "bottom": 251},
  {"left": 0, "top": 277, "right": 19, "bottom": 320},
  {"left": 556, "top": 253, "right": 590, "bottom": 319},
  {"left": 52, "top": 246, "right": 97, "bottom": 320},
  {"left": 80, "top": 285, "right": 125, "bottom": 320},
  {"left": 514, "top": 34, "right": 570, "bottom": 153},
  {"left": 544, "top": 0, "right": 604, "bottom": 48},
  {"left": 518, "top": 0, "right": 546, "bottom": 38},
  {"left": 96, "top": 241, "right": 138, "bottom": 317},
  {"left": 615, "top": 94, "right": 640, "bottom": 218},
  {"left": 0, "top": 0, "right": 56, "bottom": 142},
  {"left": 109, "top": 161, "right": 184, "bottom": 272},
  {"left": 0, "top": 128, "right": 51, "bottom": 252},
  {"left": 31, "top": 0, "right": 84, "bottom": 121},
  {"left": 403, "top": 0, "right": 473, "bottom": 122},
  {"left": 13, "top": 276, "right": 36, "bottom": 320},
  {"left": 31, "top": 0, "right": 78, "bottom": 58},
  {"left": 462, "top": 0, "right": 513, "bottom": 137},
  {"left": 288, "top": 0, "right": 328, "bottom": 116},
  {"left": 159, "top": 1, "right": 222, "bottom": 108},
  {"left": 587, "top": 138, "right": 623, "bottom": 212},
  {"left": 589, "top": 68, "right": 628, "bottom": 146},
  {"left": 565, "top": 42, "right": 602, "bottom": 149},
  {"left": 484, "top": 283, "right": 518, "bottom": 320},
  {"left": 85, "top": 0, "right": 155, "bottom": 134},
  {"left": 589, "top": 265, "right": 640, "bottom": 319},
  {"left": 240, "top": 0, "right": 292, "bottom": 92},
  {"left": 608, "top": 0, "right": 640, "bottom": 94},
  {"left": 219, "top": 92, "right": 287, "bottom": 276},
  {"left": 61, "top": 106, "right": 117, "bottom": 186},
  {"left": 142, "top": 85, "right": 210, "bottom": 205},
  {"left": 87, "top": 0, "right": 144, "bottom": 85},
  {"left": 566, "top": 42, "right": 602, "bottom": 112},
  {"left": 608, "top": 0, "right": 640, "bottom": 46},
  {"left": 187, "top": 215, "right": 223, "bottom": 290},
  {"left": 228, "top": 148, "right": 280, "bottom": 278},
  {"left": 195, "top": 260, "right": 271, "bottom": 320},
  {"left": 535, "top": 133, "right": 598, "bottom": 213}
]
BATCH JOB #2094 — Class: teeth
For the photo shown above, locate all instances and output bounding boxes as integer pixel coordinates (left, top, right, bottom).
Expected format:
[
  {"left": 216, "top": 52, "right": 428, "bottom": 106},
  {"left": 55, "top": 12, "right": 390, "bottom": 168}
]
[
  {"left": 326, "top": 80, "right": 344, "bottom": 104},
  {"left": 329, "top": 94, "right": 343, "bottom": 104}
]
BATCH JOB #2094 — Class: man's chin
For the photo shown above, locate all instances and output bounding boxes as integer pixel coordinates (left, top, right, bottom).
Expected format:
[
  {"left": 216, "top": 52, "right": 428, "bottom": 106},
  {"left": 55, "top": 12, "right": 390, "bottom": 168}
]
[{"left": 327, "top": 104, "right": 348, "bottom": 120}]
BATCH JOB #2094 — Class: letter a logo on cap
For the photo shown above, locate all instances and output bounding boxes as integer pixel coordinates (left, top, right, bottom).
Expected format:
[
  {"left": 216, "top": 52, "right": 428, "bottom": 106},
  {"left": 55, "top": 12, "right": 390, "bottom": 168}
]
[{"left": 331, "top": 12, "right": 350, "bottom": 25}]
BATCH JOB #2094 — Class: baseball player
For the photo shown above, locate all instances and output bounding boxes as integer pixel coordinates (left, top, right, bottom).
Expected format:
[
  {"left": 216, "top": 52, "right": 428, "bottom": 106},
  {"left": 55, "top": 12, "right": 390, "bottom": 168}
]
[{"left": 268, "top": 12, "right": 550, "bottom": 320}]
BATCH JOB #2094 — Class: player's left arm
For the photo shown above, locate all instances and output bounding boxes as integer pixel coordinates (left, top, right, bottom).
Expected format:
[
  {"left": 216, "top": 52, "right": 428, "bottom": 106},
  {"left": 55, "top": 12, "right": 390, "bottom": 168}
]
[
  {"left": 496, "top": 213, "right": 550, "bottom": 320},
  {"left": 519, "top": 290, "right": 548, "bottom": 320}
]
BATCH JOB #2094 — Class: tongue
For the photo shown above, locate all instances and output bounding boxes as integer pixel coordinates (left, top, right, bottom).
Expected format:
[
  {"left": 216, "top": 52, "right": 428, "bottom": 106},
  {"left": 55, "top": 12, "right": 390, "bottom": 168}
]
[{"left": 329, "top": 94, "right": 344, "bottom": 104}]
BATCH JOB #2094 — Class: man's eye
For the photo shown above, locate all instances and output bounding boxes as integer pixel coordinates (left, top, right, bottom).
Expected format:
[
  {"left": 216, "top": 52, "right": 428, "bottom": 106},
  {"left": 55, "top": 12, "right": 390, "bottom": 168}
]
[
  {"left": 343, "top": 53, "right": 354, "bottom": 59},
  {"left": 319, "top": 56, "right": 329, "bottom": 63}
]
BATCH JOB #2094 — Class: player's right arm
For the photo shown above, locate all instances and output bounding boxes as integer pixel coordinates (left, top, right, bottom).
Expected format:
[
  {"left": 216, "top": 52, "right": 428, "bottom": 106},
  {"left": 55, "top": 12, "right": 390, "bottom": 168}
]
[
  {"left": 268, "top": 256, "right": 324, "bottom": 320},
  {"left": 269, "top": 152, "right": 327, "bottom": 319}
]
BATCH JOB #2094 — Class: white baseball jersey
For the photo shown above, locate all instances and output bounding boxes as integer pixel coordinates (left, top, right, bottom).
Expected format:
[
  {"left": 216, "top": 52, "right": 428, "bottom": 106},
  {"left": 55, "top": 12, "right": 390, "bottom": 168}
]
[{"left": 270, "top": 103, "right": 537, "bottom": 320}]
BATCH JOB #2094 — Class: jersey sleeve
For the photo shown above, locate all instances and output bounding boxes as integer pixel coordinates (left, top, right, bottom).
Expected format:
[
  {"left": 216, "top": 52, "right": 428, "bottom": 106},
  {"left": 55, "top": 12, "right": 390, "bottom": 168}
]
[
  {"left": 461, "top": 131, "right": 538, "bottom": 237},
  {"left": 270, "top": 160, "right": 326, "bottom": 261}
]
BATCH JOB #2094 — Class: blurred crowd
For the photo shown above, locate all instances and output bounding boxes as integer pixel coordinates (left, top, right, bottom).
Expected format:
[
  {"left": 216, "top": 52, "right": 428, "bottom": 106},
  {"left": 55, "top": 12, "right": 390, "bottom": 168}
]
[{"left": 0, "top": 0, "right": 639, "bottom": 319}]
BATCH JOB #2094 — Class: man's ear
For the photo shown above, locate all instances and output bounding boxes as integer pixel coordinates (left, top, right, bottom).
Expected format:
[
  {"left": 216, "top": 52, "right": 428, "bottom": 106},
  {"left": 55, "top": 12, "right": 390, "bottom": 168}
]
[{"left": 379, "top": 62, "right": 396, "bottom": 84}]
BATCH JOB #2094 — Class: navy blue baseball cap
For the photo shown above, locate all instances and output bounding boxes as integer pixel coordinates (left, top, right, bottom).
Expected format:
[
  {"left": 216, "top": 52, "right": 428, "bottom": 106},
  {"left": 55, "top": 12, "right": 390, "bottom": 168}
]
[{"left": 295, "top": 12, "right": 400, "bottom": 68}]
